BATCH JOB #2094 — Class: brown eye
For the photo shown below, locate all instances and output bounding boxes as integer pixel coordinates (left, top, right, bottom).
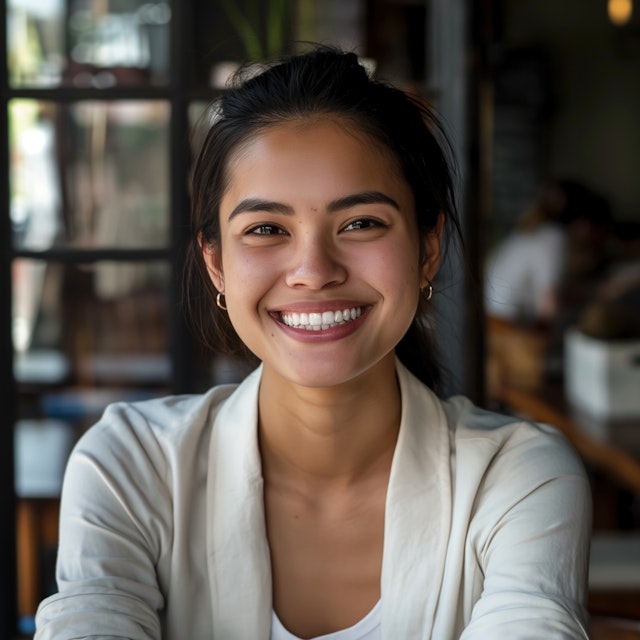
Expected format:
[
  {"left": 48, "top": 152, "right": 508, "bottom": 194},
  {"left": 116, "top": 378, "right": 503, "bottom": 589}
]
[
  {"left": 247, "top": 224, "right": 287, "bottom": 236},
  {"left": 342, "top": 218, "right": 384, "bottom": 232}
]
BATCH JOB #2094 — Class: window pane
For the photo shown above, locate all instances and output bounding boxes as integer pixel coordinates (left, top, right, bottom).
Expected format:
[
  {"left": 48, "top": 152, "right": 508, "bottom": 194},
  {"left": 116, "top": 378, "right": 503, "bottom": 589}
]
[
  {"left": 7, "top": 0, "right": 171, "bottom": 88},
  {"left": 9, "top": 99, "right": 170, "bottom": 250},
  {"left": 13, "top": 259, "right": 171, "bottom": 399}
]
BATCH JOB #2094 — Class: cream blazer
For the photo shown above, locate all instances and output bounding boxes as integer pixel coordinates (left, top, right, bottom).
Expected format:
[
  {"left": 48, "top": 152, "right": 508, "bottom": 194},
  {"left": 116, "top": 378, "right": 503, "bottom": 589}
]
[{"left": 36, "top": 361, "right": 591, "bottom": 639}]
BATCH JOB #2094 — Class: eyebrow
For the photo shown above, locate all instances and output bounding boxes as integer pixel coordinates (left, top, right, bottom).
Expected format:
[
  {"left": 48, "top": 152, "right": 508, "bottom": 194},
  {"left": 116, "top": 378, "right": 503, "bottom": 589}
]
[
  {"left": 227, "top": 199, "right": 294, "bottom": 221},
  {"left": 327, "top": 191, "right": 400, "bottom": 213},
  {"left": 227, "top": 190, "right": 400, "bottom": 221}
]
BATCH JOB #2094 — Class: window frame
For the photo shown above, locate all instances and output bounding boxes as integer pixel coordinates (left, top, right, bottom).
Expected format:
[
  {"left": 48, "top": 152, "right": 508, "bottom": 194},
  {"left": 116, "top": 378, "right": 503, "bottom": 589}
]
[{"left": 0, "top": 1, "right": 201, "bottom": 634}]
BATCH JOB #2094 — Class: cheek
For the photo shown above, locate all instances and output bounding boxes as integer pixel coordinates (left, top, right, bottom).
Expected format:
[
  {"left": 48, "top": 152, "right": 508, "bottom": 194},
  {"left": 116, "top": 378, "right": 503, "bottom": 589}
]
[
  {"left": 362, "top": 239, "right": 422, "bottom": 290},
  {"left": 221, "top": 245, "right": 260, "bottom": 285},
  {"left": 222, "top": 250, "right": 276, "bottom": 315}
]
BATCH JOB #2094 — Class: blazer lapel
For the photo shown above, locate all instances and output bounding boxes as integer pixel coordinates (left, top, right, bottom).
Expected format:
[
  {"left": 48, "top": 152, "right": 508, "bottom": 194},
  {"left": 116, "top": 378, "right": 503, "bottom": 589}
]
[
  {"left": 381, "top": 361, "right": 453, "bottom": 638},
  {"left": 204, "top": 361, "right": 453, "bottom": 639},
  {"left": 206, "top": 366, "right": 273, "bottom": 639}
]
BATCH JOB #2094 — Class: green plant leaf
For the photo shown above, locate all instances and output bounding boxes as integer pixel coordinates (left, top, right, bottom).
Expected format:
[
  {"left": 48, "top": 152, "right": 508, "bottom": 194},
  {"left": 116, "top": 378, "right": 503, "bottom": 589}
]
[{"left": 218, "top": 0, "right": 264, "bottom": 60}]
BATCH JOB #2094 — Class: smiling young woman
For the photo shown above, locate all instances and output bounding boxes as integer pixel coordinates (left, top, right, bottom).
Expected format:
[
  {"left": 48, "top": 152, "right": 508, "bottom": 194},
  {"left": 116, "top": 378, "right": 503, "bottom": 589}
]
[{"left": 35, "top": 48, "right": 591, "bottom": 640}]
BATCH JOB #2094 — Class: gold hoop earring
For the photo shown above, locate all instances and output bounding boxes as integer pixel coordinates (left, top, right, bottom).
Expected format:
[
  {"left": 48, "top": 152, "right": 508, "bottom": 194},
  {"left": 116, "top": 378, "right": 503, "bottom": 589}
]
[
  {"left": 423, "top": 280, "right": 434, "bottom": 301},
  {"left": 216, "top": 292, "right": 227, "bottom": 311}
]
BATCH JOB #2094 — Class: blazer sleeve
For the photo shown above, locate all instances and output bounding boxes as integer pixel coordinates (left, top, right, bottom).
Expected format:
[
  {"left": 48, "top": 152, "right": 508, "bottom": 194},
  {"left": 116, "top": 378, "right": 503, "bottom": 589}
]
[
  {"left": 35, "top": 403, "right": 172, "bottom": 640},
  {"left": 460, "top": 424, "right": 592, "bottom": 639}
]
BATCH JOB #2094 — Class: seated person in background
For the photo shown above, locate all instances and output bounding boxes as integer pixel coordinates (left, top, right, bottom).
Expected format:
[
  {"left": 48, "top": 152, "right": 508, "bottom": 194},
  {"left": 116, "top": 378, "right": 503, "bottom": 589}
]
[
  {"left": 485, "top": 179, "right": 612, "bottom": 324},
  {"left": 485, "top": 180, "right": 612, "bottom": 393}
]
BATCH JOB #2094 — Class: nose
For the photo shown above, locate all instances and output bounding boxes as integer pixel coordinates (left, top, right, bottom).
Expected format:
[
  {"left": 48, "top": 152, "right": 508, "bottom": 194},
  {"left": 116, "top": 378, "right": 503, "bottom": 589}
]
[{"left": 284, "top": 234, "right": 347, "bottom": 290}]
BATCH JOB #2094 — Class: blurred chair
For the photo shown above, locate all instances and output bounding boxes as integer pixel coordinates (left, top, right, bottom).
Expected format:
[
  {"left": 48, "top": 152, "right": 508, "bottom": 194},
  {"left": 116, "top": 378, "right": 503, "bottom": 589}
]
[{"left": 485, "top": 316, "right": 549, "bottom": 397}]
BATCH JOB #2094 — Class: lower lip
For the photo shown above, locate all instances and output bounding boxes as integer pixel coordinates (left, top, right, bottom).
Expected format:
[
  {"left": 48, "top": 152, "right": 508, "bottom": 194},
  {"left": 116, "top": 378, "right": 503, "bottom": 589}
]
[{"left": 272, "top": 308, "right": 370, "bottom": 342}]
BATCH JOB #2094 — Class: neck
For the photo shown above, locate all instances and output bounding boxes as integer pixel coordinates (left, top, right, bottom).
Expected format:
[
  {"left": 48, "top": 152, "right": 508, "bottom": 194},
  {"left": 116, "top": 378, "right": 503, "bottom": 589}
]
[{"left": 258, "top": 357, "right": 401, "bottom": 491}]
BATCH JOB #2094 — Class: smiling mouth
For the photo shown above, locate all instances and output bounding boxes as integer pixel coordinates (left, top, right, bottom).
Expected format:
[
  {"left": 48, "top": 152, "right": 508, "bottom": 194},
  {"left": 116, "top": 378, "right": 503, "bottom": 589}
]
[{"left": 279, "top": 307, "right": 364, "bottom": 331}]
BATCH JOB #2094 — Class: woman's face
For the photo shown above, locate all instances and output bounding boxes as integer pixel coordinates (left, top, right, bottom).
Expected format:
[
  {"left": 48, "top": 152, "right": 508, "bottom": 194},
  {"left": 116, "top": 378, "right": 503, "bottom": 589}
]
[{"left": 204, "top": 118, "right": 441, "bottom": 389}]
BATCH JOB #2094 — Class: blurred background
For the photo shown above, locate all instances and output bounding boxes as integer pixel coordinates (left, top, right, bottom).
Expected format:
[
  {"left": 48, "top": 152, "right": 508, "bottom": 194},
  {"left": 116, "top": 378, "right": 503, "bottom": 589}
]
[{"left": 1, "top": 0, "right": 639, "bottom": 637}]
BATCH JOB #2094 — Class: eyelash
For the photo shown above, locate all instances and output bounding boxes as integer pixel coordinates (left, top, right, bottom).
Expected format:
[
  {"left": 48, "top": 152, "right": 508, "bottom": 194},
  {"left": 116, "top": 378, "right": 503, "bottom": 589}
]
[
  {"left": 341, "top": 218, "right": 385, "bottom": 232},
  {"left": 244, "top": 217, "right": 386, "bottom": 237},
  {"left": 246, "top": 224, "right": 287, "bottom": 236}
]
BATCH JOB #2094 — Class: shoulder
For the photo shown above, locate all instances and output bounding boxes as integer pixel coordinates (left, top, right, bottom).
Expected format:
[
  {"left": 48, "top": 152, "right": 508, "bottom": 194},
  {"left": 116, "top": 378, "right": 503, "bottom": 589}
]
[
  {"left": 70, "top": 368, "right": 262, "bottom": 483},
  {"left": 397, "top": 361, "right": 584, "bottom": 483},
  {"left": 76, "top": 384, "right": 237, "bottom": 460},
  {"left": 442, "top": 395, "right": 585, "bottom": 478},
  {"left": 57, "top": 370, "right": 263, "bottom": 541},
  {"left": 439, "top": 395, "right": 590, "bottom": 528}
]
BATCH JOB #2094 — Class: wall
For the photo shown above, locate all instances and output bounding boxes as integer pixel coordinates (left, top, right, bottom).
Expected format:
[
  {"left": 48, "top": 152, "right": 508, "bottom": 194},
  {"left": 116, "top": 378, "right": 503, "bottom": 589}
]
[{"left": 504, "top": 0, "right": 640, "bottom": 221}]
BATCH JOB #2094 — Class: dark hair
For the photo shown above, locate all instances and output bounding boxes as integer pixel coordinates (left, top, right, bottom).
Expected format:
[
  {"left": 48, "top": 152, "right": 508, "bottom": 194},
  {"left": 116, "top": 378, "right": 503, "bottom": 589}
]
[
  {"left": 183, "top": 46, "right": 461, "bottom": 393},
  {"left": 518, "top": 178, "right": 612, "bottom": 231}
]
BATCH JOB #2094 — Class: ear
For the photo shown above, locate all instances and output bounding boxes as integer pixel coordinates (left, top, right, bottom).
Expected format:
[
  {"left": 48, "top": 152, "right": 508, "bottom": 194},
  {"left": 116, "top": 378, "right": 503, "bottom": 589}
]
[
  {"left": 199, "top": 232, "right": 225, "bottom": 292},
  {"left": 420, "top": 213, "right": 444, "bottom": 287}
]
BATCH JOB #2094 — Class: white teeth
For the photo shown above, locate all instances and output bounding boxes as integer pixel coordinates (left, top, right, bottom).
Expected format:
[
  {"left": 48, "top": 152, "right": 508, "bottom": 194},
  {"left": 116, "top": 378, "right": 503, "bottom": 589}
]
[{"left": 280, "top": 307, "right": 363, "bottom": 330}]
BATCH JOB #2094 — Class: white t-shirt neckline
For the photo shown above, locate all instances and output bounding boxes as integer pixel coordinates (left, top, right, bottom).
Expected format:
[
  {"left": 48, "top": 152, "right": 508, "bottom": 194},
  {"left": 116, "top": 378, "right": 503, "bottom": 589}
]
[{"left": 270, "top": 600, "right": 382, "bottom": 640}]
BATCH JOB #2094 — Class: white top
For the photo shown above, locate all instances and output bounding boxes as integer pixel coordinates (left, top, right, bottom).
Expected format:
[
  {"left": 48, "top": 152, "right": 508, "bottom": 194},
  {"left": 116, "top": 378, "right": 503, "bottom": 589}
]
[
  {"left": 35, "top": 360, "right": 591, "bottom": 639},
  {"left": 271, "top": 601, "right": 381, "bottom": 640},
  {"left": 485, "top": 223, "right": 566, "bottom": 320}
]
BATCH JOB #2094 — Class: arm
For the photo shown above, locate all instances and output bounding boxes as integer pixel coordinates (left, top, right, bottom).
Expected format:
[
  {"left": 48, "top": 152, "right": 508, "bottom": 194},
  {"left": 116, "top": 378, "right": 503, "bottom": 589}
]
[
  {"left": 35, "top": 404, "right": 171, "bottom": 640},
  {"left": 461, "top": 430, "right": 592, "bottom": 639}
]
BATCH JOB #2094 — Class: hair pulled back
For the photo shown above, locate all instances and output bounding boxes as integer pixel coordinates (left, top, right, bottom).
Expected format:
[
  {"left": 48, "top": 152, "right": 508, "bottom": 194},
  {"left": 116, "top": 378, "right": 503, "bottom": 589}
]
[{"left": 184, "top": 47, "right": 460, "bottom": 393}]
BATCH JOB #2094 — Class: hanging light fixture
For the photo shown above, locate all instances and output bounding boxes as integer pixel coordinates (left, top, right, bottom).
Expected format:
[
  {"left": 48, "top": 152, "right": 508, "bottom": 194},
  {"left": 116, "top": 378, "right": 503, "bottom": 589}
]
[{"left": 608, "top": 0, "right": 633, "bottom": 26}]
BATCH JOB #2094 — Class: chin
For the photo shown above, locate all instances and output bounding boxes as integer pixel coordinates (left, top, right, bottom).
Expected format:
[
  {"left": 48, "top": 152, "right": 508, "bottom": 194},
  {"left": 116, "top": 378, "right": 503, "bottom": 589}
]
[{"left": 270, "top": 351, "right": 396, "bottom": 390}]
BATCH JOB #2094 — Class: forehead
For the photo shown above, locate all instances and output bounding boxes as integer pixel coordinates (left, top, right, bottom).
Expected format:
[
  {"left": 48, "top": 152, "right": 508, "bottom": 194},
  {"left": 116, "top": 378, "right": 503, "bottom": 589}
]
[{"left": 223, "top": 117, "right": 408, "bottom": 194}]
